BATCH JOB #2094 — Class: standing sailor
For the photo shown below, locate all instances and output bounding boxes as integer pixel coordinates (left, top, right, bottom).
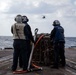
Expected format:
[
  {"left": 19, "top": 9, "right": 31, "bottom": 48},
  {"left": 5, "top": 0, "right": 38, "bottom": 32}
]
[
  {"left": 50, "top": 20, "right": 66, "bottom": 69},
  {"left": 19, "top": 15, "right": 35, "bottom": 70}
]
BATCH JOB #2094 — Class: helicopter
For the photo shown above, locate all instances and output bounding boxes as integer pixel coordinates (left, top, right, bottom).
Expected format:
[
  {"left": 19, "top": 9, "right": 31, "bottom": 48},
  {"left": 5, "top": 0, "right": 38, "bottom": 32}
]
[{"left": 42, "top": 15, "right": 46, "bottom": 19}]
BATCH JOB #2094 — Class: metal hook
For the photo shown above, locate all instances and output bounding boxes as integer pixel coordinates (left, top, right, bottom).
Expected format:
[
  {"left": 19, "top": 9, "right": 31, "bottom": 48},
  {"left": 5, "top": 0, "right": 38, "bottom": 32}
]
[{"left": 35, "top": 28, "right": 38, "bottom": 35}]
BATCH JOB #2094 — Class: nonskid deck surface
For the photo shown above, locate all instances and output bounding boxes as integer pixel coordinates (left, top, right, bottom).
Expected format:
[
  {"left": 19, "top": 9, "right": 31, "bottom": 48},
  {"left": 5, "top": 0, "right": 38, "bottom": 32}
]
[
  {"left": 0, "top": 49, "right": 76, "bottom": 75},
  {"left": 0, "top": 64, "right": 76, "bottom": 75}
]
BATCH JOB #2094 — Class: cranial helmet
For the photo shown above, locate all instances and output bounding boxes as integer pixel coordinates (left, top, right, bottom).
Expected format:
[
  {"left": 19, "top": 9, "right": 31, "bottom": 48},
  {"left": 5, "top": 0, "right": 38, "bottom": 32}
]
[
  {"left": 22, "top": 16, "right": 29, "bottom": 22},
  {"left": 53, "top": 20, "right": 60, "bottom": 26},
  {"left": 15, "top": 14, "right": 22, "bottom": 23}
]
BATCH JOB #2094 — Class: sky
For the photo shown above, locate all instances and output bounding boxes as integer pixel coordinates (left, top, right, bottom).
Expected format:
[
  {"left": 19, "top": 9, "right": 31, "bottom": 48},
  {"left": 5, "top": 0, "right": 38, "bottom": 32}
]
[{"left": 0, "top": 0, "right": 76, "bottom": 37}]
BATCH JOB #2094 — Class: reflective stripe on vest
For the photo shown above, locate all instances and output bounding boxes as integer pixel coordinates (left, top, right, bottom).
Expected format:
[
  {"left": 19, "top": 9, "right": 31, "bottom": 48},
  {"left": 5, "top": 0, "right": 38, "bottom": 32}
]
[{"left": 12, "top": 23, "right": 26, "bottom": 39}]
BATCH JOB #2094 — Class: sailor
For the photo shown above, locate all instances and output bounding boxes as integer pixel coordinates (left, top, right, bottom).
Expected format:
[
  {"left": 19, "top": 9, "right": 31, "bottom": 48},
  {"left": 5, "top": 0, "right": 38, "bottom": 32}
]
[
  {"left": 19, "top": 15, "right": 35, "bottom": 69},
  {"left": 11, "top": 14, "right": 34, "bottom": 73},
  {"left": 50, "top": 20, "right": 66, "bottom": 69}
]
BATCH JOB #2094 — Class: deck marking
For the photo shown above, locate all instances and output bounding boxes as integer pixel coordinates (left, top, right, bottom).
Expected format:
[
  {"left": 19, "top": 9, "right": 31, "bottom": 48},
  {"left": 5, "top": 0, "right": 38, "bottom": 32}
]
[{"left": 66, "top": 69, "right": 76, "bottom": 75}]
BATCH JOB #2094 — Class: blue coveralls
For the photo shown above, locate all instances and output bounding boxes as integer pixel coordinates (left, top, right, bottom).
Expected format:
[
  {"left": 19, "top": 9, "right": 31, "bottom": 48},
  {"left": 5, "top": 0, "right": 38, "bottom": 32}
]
[
  {"left": 19, "top": 22, "right": 34, "bottom": 69},
  {"left": 50, "top": 25, "right": 65, "bottom": 68}
]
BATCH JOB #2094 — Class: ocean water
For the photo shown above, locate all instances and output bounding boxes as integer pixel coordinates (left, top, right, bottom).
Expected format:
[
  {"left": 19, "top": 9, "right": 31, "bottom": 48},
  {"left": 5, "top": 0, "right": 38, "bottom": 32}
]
[
  {"left": 0, "top": 36, "right": 76, "bottom": 49},
  {"left": 65, "top": 37, "right": 76, "bottom": 48},
  {"left": 0, "top": 36, "right": 13, "bottom": 49}
]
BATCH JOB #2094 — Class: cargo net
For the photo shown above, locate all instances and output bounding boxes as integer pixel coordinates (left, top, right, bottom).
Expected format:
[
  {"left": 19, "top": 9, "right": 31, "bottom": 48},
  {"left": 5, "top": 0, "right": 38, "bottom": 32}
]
[{"left": 32, "top": 33, "right": 54, "bottom": 66}]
